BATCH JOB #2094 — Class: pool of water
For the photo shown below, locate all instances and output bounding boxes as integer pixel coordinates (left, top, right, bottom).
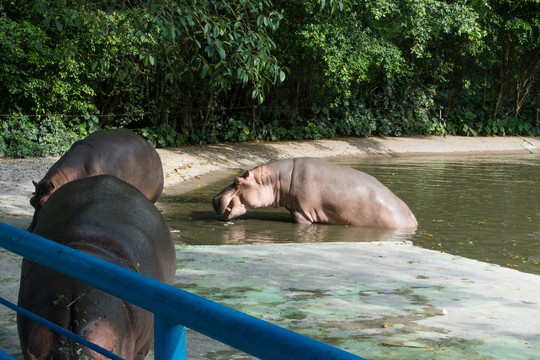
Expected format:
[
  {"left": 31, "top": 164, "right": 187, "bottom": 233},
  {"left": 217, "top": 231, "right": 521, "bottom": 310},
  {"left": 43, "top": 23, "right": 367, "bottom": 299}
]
[{"left": 158, "top": 153, "right": 540, "bottom": 275}]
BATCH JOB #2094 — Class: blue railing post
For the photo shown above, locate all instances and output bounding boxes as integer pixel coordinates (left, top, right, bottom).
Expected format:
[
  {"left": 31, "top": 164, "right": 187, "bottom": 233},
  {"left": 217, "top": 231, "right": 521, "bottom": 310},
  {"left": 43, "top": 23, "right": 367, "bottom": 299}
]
[{"left": 154, "top": 315, "right": 186, "bottom": 360}]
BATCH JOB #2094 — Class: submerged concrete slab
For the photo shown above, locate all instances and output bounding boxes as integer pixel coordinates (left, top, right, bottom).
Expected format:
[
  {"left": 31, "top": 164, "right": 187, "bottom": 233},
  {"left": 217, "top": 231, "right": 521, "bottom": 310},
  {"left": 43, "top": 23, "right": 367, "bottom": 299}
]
[{"left": 175, "top": 242, "right": 540, "bottom": 360}]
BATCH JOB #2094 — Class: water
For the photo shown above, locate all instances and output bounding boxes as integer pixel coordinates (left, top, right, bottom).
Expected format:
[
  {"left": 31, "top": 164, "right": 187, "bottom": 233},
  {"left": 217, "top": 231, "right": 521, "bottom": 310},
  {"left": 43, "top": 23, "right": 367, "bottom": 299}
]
[
  {"left": 158, "top": 153, "right": 540, "bottom": 275},
  {"left": 338, "top": 154, "right": 540, "bottom": 275}
]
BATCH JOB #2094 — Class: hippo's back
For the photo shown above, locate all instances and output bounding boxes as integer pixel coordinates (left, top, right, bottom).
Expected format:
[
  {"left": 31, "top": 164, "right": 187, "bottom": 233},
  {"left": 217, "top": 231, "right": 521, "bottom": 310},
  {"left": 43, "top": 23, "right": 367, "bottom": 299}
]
[
  {"left": 78, "top": 129, "right": 164, "bottom": 202},
  {"left": 290, "top": 157, "right": 418, "bottom": 228},
  {"left": 33, "top": 175, "right": 174, "bottom": 277},
  {"left": 19, "top": 175, "right": 174, "bottom": 360}
]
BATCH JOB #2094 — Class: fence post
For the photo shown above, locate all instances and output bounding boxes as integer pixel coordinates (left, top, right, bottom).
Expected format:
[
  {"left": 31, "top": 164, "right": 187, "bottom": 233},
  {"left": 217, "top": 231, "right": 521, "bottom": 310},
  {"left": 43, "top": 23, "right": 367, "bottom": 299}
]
[{"left": 154, "top": 315, "right": 187, "bottom": 360}]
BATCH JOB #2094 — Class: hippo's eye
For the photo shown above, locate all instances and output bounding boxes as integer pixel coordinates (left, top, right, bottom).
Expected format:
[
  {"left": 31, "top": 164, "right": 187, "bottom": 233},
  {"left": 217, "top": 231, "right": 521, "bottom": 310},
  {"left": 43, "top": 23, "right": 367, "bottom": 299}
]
[{"left": 234, "top": 178, "right": 241, "bottom": 185}]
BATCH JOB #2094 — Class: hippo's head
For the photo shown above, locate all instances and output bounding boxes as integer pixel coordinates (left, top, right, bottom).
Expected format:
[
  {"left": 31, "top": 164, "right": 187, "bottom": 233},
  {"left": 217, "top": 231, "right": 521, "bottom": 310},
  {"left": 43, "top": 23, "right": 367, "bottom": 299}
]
[
  {"left": 212, "top": 169, "right": 274, "bottom": 221},
  {"left": 30, "top": 179, "right": 55, "bottom": 209},
  {"left": 28, "top": 179, "right": 56, "bottom": 232}
]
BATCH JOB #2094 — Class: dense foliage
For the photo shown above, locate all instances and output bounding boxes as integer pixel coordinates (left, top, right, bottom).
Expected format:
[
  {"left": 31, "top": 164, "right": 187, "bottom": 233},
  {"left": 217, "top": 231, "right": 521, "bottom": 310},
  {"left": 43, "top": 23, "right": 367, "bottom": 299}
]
[{"left": 0, "top": 0, "right": 538, "bottom": 157}]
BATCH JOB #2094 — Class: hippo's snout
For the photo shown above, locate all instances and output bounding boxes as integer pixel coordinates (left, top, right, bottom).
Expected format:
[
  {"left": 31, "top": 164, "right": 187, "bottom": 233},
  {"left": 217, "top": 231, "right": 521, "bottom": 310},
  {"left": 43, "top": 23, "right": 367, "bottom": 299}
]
[
  {"left": 213, "top": 194, "right": 236, "bottom": 220},
  {"left": 212, "top": 195, "right": 225, "bottom": 214},
  {"left": 213, "top": 184, "right": 235, "bottom": 215}
]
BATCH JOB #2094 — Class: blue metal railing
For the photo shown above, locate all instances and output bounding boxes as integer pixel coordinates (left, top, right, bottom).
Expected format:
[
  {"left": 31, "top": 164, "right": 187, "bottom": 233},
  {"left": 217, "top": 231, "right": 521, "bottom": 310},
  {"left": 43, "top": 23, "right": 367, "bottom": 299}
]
[
  {"left": 0, "top": 222, "right": 366, "bottom": 360},
  {"left": 0, "top": 349, "right": 16, "bottom": 360}
]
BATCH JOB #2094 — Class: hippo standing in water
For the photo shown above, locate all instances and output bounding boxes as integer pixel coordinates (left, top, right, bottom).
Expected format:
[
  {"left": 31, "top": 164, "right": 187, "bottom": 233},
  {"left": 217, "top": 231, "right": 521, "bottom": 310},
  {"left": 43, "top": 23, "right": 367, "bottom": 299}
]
[
  {"left": 213, "top": 157, "right": 417, "bottom": 228},
  {"left": 18, "top": 175, "right": 175, "bottom": 360},
  {"left": 28, "top": 128, "right": 164, "bottom": 231}
]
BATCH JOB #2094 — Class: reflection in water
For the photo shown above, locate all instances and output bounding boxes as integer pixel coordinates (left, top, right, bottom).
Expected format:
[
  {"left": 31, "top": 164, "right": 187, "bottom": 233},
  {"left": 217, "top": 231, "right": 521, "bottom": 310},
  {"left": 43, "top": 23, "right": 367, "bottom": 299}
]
[
  {"left": 214, "top": 220, "right": 415, "bottom": 245},
  {"left": 158, "top": 153, "right": 540, "bottom": 275},
  {"left": 159, "top": 201, "right": 415, "bottom": 245}
]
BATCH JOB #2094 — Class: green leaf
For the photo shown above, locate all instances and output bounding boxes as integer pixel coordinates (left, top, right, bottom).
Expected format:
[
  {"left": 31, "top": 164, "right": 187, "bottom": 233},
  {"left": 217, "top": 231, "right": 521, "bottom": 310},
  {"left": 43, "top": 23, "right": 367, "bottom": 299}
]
[
  {"left": 201, "top": 64, "right": 209, "bottom": 79},
  {"left": 55, "top": 19, "right": 63, "bottom": 32},
  {"left": 78, "top": 124, "right": 88, "bottom": 136},
  {"left": 217, "top": 47, "right": 226, "bottom": 60},
  {"left": 53, "top": 294, "right": 64, "bottom": 305}
]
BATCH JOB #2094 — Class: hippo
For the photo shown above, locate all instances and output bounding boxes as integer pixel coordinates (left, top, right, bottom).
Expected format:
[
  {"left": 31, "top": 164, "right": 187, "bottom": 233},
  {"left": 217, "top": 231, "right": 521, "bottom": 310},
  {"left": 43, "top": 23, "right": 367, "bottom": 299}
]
[
  {"left": 18, "top": 175, "right": 175, "bottom": 360},
  {"left": 28, "top": 128, "right": 164, "bottom": 232},
  {"left": 213, "top": 157, "right": 418, "bottom": 228}
]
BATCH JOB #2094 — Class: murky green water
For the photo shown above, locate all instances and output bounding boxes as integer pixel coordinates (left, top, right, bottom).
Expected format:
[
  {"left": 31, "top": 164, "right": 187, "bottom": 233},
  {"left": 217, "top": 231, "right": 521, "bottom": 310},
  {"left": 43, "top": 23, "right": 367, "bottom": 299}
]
[{"left": 158, "top": 153, "right": 540, "bottom": 275}]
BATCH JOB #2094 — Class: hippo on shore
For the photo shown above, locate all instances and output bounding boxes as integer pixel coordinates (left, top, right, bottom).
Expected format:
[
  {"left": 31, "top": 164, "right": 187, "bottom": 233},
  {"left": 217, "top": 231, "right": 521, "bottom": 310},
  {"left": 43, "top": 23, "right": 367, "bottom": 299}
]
[
  {"left": 29, "top": 128, "right": 164, "bottom": 232},
  {"left": 18, "top": 175, "right": 175, "bottom": 360},
  {"left": 213, "top": 157, "right": 417, "bottom": 228}
]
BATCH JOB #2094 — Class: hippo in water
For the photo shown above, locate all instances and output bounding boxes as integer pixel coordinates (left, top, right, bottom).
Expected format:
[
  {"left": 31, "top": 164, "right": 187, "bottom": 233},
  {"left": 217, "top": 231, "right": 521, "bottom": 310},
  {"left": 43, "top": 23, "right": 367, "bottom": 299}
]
[
  {"left": 18, "top": 175, "right": 175, "bottom": 360},
  {"left": 28, "top": 128, "right": 164, "bottom": 232},
  {"left": 213, "top": 157, "right": 417, "bottom": 228}
]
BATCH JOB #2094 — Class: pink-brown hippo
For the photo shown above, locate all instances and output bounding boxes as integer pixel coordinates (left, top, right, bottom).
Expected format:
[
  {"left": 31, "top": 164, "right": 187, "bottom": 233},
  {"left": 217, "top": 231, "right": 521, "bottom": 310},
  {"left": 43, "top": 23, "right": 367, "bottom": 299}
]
[
  {"left": 18, "top": 175, "right": 175, "bottom": 360},
  {"left": 28, "top": 128, "right": 164, "bottom": 232},
  {"left": 213, "top": 157, "right": 418, "bottom": 228}
]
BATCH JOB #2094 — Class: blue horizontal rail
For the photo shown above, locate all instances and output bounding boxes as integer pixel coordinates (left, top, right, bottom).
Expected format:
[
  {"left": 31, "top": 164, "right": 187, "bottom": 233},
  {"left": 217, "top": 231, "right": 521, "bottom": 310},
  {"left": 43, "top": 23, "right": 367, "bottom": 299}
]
[{"left": 0, "top": 222, "right": 366, "bottom": 360}]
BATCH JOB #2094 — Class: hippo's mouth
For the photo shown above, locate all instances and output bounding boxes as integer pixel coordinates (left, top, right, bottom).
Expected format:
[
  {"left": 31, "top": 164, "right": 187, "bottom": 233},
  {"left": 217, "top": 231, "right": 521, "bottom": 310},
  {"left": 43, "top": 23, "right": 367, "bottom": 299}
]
[
  {"left": 224, "top": 204, "right": 233, "bottom": 219},
  {"left": 222, "top": 201, "right": 247, "bottom": 220},
  {"left": 212, "top": 187, "right": 246, "bottom": 220},
  {"left": 223, "top": 202, "right": 239, "bottom": 220},
  {"left": 212, "top": 195, "right": 234, "bottom": 219}
]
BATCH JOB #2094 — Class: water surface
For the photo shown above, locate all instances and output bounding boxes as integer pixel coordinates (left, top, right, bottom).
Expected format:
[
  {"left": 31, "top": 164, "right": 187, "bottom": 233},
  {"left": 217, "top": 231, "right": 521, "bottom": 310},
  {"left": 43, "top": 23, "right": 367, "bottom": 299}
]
[{"left": 158, "top": 153, "right": 540, "bottom": 275}]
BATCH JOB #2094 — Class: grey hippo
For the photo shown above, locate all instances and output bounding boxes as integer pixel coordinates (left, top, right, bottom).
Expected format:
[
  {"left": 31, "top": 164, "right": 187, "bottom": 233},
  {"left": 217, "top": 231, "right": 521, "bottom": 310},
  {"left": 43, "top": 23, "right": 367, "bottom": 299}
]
[
  {"left": 28, "top": 128, "right": 164, "bottom": 232},
  {"left": 18, "top": 175, "right": 175, "bottom": 360},
  {"left": 213, "top": 157, "right": 418, "bottom": 228}
]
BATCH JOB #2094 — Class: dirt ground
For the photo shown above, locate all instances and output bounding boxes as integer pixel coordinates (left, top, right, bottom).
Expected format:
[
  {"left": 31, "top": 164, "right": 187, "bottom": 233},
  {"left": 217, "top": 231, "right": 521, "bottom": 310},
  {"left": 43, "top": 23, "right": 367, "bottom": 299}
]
[{"left": 0, "top": 135, "right": 539, "bottom": 357}]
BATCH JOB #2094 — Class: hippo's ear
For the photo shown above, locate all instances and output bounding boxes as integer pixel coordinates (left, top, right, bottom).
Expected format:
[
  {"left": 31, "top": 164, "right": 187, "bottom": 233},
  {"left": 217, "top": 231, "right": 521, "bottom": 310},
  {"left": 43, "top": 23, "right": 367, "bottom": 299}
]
[
  {"left": 242, "top": 170, "right": 250, "bottom": 178},
  {"left": 27, "top": 325, "right": 54, "bottom": 360},
  {"left": 32, "top": 180, "right": 38, "bottom": 188}
]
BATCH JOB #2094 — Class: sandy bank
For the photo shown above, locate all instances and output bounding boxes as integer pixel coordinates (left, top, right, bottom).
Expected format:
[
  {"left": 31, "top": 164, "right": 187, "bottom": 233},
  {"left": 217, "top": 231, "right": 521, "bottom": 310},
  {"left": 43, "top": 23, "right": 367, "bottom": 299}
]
[{"left": 157, "top": 135, "right": 540, "bottom": 192}]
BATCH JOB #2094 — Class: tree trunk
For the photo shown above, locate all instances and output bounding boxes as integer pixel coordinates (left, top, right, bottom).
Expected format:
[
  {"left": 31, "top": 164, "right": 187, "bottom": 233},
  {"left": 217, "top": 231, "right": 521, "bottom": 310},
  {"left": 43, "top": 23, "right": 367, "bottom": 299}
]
[{"left": 513, "top": 50, "right": 539, "bottom": 117}]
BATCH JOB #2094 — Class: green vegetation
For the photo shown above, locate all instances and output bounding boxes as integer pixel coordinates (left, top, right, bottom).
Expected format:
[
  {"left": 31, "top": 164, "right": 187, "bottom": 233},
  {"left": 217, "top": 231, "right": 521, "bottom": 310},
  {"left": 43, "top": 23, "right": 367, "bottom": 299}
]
[{"left": 1, "top": 0, "right": 538, "bottom": 157}]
